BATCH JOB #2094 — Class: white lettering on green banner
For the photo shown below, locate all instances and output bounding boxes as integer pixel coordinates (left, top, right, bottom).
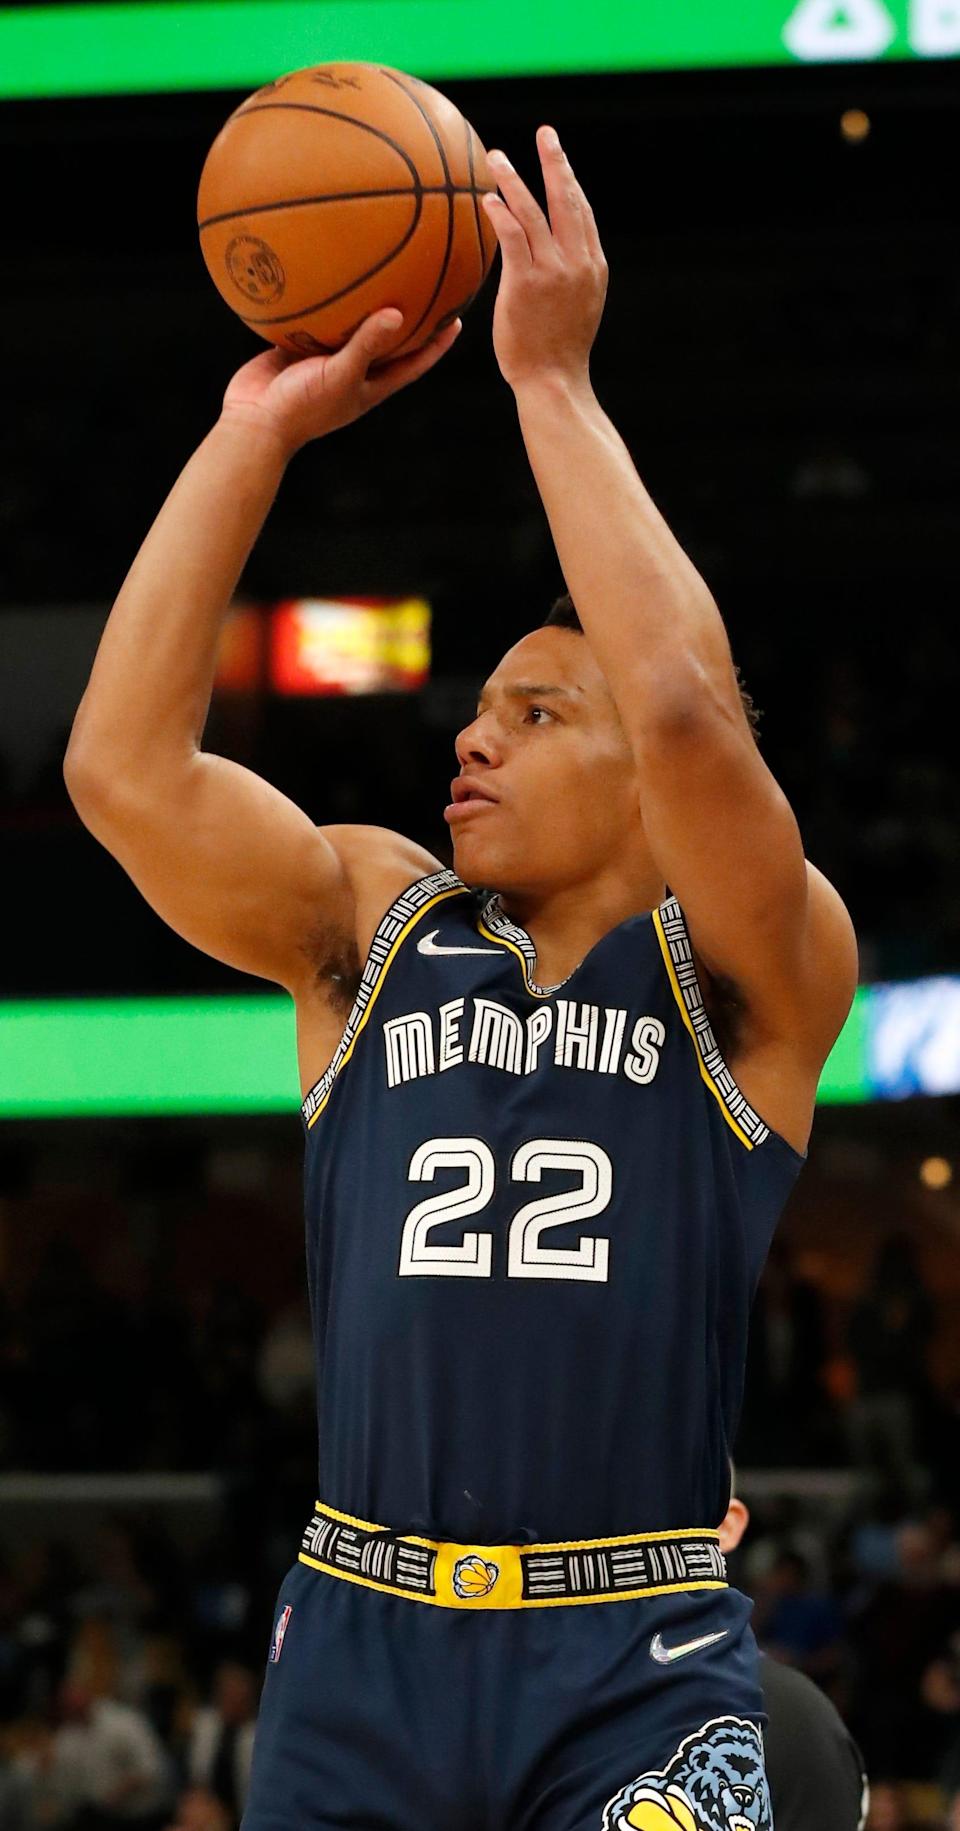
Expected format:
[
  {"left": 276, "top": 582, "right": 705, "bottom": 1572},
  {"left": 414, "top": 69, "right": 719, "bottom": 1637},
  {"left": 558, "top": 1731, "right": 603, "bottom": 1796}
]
[
  {"left": 783, "top": 0, "right": 897, "bottom": 59},
  {"left": 912, "top": 0, "right": 960, "bottom": 51},
  {"left": 784, "top": 0, "right": 960, "bottom": 54}
]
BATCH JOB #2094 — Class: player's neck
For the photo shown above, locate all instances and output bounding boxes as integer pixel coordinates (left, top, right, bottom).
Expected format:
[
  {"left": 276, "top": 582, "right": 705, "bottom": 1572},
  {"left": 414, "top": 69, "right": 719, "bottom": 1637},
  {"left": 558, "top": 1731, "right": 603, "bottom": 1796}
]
[{"left": 496, "top": 864, "right": 667, "bottom": 988}]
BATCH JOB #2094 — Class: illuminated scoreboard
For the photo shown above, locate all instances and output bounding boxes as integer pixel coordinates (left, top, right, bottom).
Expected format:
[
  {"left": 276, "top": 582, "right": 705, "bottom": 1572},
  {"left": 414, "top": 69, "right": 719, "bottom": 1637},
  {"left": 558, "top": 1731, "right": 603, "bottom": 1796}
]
[
  {"left": 0, "top": 0, "right": 956, "bottom": 100},
  {"left": 212, "top": 598, "right": 432, "bottom": 696}
]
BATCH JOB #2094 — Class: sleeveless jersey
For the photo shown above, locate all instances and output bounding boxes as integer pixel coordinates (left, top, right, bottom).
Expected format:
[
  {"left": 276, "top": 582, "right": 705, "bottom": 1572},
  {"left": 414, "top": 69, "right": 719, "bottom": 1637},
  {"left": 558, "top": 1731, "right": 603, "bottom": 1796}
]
[{"left": 299, "top": 869, "right": 804, "bottom": 1545}]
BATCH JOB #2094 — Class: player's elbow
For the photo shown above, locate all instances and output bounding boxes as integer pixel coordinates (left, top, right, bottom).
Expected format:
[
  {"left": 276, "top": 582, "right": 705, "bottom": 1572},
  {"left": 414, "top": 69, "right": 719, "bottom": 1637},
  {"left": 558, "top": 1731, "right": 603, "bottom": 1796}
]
[
  {"left": 631, "top": 669, "right": 747, "bottom": 765},
  {"left": 63, "top": 736, "right": 132, "bottom": 813},
  {"left": 63, "top": 745, "right": 152, "bottom": 845},
  {"left": 63, "top": 741, "right": 109, "bottom": 813}
]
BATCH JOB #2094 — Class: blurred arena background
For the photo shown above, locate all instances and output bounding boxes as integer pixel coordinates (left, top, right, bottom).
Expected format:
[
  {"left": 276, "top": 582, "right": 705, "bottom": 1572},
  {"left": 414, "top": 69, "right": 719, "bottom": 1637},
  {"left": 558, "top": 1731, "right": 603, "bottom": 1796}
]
[{"left": 1, "top": 3, "right": 959, "bottom": 1828}]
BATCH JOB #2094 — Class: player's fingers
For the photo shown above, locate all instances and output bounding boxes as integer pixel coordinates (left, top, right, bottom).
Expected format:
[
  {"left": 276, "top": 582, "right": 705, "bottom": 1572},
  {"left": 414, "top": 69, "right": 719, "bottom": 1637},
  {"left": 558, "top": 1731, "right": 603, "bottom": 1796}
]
[
  {"left": 252, "top": 347, "right": 296, "bottom": 380},
  {"left": 332, "top": 308, "right": 405, "bottom": 386},
  {"left": 486, "top": 150, "right": 553, "bottom": 262},
  {"left": 364, "top": 317, "right": 463, "bottom": 403},
  {"left": 482, "top": 191, "right": 534, "bottom": 271},
  {"left": 560, "top": 150, "right": 605, "bottom": 266},
  {"left": 578, "top": 188, "right": 606, "bottom": 266},
  {"left": 536, "top": 126, "right": 590, "bottom": 258}
]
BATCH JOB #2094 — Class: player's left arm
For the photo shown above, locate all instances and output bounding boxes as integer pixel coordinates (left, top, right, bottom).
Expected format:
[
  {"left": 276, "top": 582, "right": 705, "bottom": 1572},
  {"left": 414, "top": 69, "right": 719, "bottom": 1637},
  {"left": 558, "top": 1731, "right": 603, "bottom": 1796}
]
[{"left": 483, "top": 127, "right": 858, "bottom": 1066}]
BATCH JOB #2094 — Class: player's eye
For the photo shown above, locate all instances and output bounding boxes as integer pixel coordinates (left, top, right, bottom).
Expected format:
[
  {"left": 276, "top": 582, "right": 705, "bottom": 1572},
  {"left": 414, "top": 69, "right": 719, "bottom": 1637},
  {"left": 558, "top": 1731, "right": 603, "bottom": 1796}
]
[{"left": 526, "top": 705, "right": 553, "bottom": 723}]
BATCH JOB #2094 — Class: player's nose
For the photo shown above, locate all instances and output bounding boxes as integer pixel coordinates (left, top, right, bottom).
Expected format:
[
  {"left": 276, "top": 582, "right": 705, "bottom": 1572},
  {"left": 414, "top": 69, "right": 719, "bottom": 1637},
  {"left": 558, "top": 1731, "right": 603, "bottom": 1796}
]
[{"left": 454, "top": 711, "right": 503, "bottom": 769}]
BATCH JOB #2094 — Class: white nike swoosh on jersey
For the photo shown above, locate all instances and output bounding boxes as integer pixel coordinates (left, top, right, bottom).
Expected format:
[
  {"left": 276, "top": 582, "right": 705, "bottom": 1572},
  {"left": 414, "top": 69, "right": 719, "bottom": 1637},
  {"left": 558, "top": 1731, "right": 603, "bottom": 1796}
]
[
  {"left": 416, "top": 930, "right": 501, "bottom": 958},
  {"left": 649, "top": 1628, "right": 729, "bottom": 1664}
]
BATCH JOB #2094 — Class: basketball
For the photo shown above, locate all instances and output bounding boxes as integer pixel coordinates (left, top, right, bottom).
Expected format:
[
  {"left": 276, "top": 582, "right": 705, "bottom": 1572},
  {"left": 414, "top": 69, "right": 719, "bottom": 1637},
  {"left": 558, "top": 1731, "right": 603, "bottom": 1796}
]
[{"left": 197, "top": 62, "right": 499, "bottom": 359}]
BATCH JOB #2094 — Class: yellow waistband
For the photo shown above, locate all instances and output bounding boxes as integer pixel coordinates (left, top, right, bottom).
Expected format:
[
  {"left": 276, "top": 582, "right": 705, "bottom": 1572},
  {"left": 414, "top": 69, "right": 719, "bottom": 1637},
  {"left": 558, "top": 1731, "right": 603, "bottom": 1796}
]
[{"left": 299, "top": 1500, "right": 728, "bottom": 1610}]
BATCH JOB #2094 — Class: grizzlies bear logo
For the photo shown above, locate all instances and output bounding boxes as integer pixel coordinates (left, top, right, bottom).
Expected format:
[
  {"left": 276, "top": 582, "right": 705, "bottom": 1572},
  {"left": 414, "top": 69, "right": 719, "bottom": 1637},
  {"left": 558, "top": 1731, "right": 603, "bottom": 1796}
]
[
  {"left": 602, "top": 1717, "right": 772, "bottom": 1831},
  {"left": 452, "top": 1555, "right": 499, "bottom": 1599}
]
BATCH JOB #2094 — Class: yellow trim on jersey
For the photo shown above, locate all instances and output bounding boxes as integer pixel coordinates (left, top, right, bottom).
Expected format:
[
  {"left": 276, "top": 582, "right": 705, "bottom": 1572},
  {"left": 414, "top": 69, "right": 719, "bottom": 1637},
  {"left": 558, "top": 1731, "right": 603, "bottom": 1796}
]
[
  {"left": 651, "top": 906, "right": 754, "bottom": 1150},
  {"left": 301, "top": 1500, "right": 726, "bottom": 1609},
  {"left": 475, "top": 918, "right": 553, "bottom": 998},
  {"left": 297, "top": 1551, "right": 727, "bottom": 1610},
  {"left": 311, "top": 1498, "right": 722, "bottom": 1555},
  {"left": 306, "top": 1496, "right": 449, "bottom": 1551},
  {"left": 304, "top": 884, "right": 465, "bottom": 1130}
]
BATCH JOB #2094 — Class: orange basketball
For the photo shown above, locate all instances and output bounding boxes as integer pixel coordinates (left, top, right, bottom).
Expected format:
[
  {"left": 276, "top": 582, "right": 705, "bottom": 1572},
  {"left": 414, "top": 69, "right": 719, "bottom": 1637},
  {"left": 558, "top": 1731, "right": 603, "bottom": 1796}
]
[{"left": 197, "top": 62, "right": 499, "bottom": 359}]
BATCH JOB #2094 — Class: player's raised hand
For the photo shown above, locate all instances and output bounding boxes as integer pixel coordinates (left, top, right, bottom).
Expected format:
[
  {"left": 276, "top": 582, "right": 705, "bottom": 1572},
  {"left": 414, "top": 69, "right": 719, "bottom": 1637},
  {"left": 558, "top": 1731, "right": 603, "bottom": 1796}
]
[
  {"left": 219, "top": 309, "right": 462, "bottom": 458},
  {"left": 482, "top": 126, "right": 608, "bottom": 392}
]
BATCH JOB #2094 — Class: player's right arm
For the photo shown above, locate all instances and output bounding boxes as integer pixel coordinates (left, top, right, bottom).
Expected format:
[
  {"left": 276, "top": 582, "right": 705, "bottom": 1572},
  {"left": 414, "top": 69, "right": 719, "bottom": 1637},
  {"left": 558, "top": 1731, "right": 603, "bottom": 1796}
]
[{"left": 63, "top": 309, "right": 460, "bottom": 996}]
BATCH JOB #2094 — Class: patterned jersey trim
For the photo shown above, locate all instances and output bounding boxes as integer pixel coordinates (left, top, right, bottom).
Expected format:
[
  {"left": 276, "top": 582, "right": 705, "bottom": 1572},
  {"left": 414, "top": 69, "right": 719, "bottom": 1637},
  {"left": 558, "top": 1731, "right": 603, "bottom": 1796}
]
[
  {"left": 475, "top": 893, "right": 572, "bottom": 998},
  {"left": 300, "top": 869, "right": 468, "bottom": 1130},
  {"left": 652, "top": 897, "right": 770, "bottom": 1150}
]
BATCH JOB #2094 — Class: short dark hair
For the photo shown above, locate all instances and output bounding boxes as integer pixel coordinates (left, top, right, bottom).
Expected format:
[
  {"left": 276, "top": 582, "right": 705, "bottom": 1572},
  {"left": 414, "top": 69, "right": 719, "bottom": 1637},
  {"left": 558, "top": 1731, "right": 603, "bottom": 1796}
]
[{"left": 543, "top": 592, "right": 762, "bottom": 744}]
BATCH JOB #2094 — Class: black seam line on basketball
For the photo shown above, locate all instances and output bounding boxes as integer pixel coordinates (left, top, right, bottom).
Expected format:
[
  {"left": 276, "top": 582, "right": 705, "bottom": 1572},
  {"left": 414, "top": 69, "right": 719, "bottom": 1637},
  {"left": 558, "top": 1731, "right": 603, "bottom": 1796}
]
[
  {"left": 464, "top": 121, "right": 487, "bottom": 288},
  {"left": 376, "top": 68, "right": 455, "bottom": 346},
  {"left": 198, "top": 183, "right": 491, "bottom": 234},
  {"left": 234, "top": 189, "right": 426, "bottom": 326},
  {"left": 229, "top": 101, "right": 423, "bottom": 194}
]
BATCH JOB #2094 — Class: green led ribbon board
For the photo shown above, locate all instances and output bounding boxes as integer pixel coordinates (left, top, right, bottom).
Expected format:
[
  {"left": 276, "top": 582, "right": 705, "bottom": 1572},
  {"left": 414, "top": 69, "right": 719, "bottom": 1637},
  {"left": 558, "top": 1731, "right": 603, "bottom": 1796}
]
[
  {"left": 0, "top": 988, "right": 869, "bottom": 1118},
  {"left": 0, "top": 0, "right": 956, "bottom": 100},
  {"left": 0, "top": 995, "right": 300, "bottom": 1118}
]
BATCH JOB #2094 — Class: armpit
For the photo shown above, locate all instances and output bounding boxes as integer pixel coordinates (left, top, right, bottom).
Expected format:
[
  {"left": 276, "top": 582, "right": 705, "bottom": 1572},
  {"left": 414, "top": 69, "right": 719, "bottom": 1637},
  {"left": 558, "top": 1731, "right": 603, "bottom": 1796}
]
[
  {"left": 298, "top": 915, "right": 362, "bottom": 1015},
  {"left": 697, "top": 954, "right": 749, "bottom": 1065}
]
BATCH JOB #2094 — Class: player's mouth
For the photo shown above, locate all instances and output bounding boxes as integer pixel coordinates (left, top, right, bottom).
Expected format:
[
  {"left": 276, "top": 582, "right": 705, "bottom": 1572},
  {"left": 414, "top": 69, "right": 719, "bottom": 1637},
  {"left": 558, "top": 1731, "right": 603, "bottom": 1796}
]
[{"left": 444, "top": 775, "right": 500, "bottom": 825}]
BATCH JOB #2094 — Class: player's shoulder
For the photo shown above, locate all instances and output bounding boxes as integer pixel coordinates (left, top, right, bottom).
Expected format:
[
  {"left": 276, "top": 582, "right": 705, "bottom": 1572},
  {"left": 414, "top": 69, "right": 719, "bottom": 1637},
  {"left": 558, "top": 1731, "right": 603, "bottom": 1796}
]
[
  {"left": 799, "top": 859, "right": 859, "bottom": 1058},
  {"left": 316, "top": 823, "right": 450, "bottom": 961}
]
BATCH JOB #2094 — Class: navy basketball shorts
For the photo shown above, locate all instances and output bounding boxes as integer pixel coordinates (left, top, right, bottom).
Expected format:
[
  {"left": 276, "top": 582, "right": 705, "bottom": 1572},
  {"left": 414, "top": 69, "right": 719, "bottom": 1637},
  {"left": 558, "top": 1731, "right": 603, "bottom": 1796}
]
[{"left": 242, "top": 1525, "right": 772, "bottom": 1831}]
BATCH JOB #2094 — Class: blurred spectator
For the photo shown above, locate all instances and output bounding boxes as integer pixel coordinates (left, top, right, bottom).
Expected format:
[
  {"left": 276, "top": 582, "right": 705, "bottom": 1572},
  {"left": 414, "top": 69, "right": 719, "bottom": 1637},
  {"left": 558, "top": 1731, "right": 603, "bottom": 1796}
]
[
  {"left": 17, "top": 1680, "right": 171, "bottom": 1829},
  {"left": 719, "top": 1483, "right": 868, "bottom": 1831},
  {"left": 847, "top": 1237, "right": 934, "bottom": 1497},
  {"left": 865, "top": 1782, "right": 928, "bottom": 1831},
  {"left": 0, "top": 1729, "right": 31, "bottom": 1831},
  {"left": 256, "top": 1299, "right": 313, "bottom": 1423},
  {"left": 739, "top": 1241, "right": 831, "bottom": 1464},
  {"left": 162, "top": 1790, "right": 230, "bottom": 1831},
  {"left": 71, "top": 1527, "right": 158, "bottom": 1661},
  {"left": 182, "top": 1665, "right": 256, "bottom": 1822},
  {"left": 754, "top": 1549, "right": 846, "bottom": 1684},
  {"left": 191, "top": 1288, "right": 268, "bottom": 1475},
  {"left": 2, "top": 1718, "right": 70, "bottom": 1830},
  {"left": 7, "top": 1544, "right": 77, "bottom": 1722},
  {"left": 922, "top": 1630, "right": 960, "bottom": 1800},
  {"left": 918, "top": 1383, "right": 960, "bottom": 1521},
  {"left": 848, "top": 1515, "right": 960, "bottom": 1781}
]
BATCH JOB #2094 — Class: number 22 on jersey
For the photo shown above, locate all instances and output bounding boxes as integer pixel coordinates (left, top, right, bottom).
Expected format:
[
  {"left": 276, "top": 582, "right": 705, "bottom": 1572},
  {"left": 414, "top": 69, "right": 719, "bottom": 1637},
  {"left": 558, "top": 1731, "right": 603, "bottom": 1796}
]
[{"left": 398, "top": 1136, "right": 613, "bottom": 1284}]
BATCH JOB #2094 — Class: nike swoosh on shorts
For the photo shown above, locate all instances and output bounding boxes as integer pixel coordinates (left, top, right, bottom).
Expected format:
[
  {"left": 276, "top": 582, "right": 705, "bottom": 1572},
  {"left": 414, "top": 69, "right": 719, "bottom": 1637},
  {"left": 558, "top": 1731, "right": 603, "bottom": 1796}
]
[
  {"left": 649, "top": 1629, "right": 730, "bottom": 1664},
  {"left": 416, "top": 930, "right": 500, "bottom": 957}
]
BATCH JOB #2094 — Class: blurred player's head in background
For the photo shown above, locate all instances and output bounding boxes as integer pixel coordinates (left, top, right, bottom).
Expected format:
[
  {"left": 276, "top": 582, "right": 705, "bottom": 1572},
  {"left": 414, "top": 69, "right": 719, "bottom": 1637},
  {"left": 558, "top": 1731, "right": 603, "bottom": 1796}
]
[{"left": 718, "top": 1459, "right": 751, "bottom": 1554}]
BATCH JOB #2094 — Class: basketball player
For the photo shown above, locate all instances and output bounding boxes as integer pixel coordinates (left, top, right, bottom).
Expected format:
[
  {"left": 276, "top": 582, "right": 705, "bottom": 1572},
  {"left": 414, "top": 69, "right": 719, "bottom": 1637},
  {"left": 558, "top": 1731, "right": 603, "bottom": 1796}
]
[
  {"left": 64, "top": 127, "right": 857, "bottom": 1830},
  {"left": 719, "top": 1477, "right": 869, "bottom": 1831}
]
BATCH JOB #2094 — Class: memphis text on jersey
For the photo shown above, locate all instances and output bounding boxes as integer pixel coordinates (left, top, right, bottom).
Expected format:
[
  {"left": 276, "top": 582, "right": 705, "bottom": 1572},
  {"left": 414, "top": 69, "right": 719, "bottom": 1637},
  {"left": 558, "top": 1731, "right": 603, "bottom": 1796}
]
[{"left": 383, "top": 996, "right": 665, "bottom": 1090}]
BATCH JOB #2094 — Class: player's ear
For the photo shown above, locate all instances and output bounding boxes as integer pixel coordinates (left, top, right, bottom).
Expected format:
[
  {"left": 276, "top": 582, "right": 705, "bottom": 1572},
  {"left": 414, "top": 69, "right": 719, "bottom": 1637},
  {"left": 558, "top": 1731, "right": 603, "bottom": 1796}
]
[{"left": 717, "top": 1496, "right": 749, "bottom": 1554}]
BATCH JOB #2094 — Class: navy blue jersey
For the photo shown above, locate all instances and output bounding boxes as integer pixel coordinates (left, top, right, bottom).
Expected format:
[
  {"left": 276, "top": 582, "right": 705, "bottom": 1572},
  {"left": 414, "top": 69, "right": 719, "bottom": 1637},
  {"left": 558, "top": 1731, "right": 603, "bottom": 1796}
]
[{"left": 299, "top": 868, "right": 804, "bottom": 1545}]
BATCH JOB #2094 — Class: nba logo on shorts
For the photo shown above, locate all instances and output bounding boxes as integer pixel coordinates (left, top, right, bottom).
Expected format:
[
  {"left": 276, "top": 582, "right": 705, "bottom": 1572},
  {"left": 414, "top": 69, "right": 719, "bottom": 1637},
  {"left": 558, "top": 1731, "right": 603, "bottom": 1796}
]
[{"left": 269, "top": 1604, "right": 292, "bottom": 1663}]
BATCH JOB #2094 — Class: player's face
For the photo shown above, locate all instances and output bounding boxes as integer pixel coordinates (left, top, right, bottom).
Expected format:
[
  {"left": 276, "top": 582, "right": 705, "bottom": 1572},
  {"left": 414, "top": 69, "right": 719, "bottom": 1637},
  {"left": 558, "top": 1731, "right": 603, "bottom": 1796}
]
[{"left": 448, "top": 628, "right": 643, "bottom": 892}]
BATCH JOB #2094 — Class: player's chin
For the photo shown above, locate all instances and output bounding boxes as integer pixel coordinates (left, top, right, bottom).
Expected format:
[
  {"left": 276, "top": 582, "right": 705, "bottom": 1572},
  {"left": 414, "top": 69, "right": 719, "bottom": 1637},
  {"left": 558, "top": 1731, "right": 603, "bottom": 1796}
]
[{"left": 449, "top": 822, "right": 516, "bottom": 888}]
